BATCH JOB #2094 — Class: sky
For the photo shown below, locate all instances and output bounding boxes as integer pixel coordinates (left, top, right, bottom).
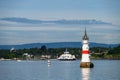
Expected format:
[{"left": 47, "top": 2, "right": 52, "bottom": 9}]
[{"left": 0, "top": 0, "right": 120, "bottom": 45}]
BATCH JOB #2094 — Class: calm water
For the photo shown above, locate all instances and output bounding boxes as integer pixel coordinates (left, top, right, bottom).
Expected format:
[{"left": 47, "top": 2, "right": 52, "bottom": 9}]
[{"left": 0, "top": 60, "right": 120, "bottom": 80}]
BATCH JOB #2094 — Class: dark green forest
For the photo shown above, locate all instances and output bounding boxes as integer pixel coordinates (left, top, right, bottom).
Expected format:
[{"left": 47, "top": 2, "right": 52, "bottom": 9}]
[{"left": 0, "top": 45, "right": 120, "bottom": 60}]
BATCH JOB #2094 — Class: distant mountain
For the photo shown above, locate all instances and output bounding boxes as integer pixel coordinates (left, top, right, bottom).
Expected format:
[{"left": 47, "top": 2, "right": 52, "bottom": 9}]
[
  {"left": 0, "top": 17, "right": 112, "bottom": 25},
  {"left": 0, "top": 42, "right": 119, "bottom": 49}
]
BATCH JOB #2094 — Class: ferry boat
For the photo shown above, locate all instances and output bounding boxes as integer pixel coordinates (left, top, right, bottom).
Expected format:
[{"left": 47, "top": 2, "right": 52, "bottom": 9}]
[{"left": 57, "top": 49, "right": 76, "bottom": 61}]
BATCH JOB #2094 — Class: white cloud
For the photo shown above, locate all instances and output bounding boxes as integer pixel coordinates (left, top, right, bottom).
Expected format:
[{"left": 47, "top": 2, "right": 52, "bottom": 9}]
[{"left": 0, "top": 24, "right": 120, "bottom": 45}]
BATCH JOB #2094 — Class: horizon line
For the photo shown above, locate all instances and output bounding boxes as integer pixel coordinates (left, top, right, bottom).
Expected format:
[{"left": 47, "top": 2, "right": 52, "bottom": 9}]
[{"left": 0, "top": 41, "right": 119, "bottom": 46}]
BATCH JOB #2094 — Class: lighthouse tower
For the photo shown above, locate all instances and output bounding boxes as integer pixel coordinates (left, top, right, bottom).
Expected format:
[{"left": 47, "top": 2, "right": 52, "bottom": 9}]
[{"left": 80, "top": 29, "right": 94, "bottom": 68}]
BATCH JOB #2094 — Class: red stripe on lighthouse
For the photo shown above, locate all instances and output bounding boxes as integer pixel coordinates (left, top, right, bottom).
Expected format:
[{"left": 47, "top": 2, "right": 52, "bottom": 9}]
[{"left": 82, "top": 50, "right": 89, "bottom": 54}]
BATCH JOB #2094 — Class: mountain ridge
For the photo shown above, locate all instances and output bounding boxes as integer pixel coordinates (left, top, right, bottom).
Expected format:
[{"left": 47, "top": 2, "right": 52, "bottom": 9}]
[{"left": 0, "top": 42, "right": 119, "bottom": 49}]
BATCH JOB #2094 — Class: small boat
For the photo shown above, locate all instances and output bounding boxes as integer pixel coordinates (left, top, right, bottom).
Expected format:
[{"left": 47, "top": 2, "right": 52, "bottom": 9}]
[
  {"left": 48, "top": 59, "right": 51, "bottom": 63},
  {"left": 47, "top": 59, "right": 51, "bottom": 66},
  {"left": 17, "top": 60, "right": 21, "bottom": 62},
  {"left": 57, "top": 49, "right": 76, "bottom": 61}
]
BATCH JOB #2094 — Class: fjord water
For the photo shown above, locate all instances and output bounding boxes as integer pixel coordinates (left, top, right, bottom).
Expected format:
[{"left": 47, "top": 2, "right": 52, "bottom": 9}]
[{"left": 0, "top": 60, "right": 120, "bottom": 80}]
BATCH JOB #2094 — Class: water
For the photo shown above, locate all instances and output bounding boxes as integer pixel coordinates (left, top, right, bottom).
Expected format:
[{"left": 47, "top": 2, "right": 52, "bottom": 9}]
[{"left": 0, "top": 60, "right": 120, "bottom": 80}]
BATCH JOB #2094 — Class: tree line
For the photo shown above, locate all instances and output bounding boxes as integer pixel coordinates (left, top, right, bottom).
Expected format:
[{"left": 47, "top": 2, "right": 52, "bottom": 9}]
[{"left": 0, "top": 45, "right": 120, "bottom": 60}]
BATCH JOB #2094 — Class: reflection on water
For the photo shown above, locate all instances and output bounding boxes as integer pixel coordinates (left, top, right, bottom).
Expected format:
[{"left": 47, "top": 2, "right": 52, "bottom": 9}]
[{"left": 81, "top": 68, "right": 90, "bottom": 80}]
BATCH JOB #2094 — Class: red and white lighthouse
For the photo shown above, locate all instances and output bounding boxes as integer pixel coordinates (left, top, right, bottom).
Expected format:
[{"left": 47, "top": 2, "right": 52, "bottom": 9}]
[{"left": 80, "top": 29, "right": 94, "bottom": 68}]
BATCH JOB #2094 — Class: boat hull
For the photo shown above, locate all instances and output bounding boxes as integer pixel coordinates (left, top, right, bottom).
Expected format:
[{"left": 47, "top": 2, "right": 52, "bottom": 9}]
[{"left": 58, "top": 59, "right": 76, "bottom": 61}]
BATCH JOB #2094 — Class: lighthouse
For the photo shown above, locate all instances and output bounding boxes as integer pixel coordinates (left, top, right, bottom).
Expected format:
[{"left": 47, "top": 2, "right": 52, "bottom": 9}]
[{"left": 80, "top": 29, "right": 94, "bottom": 68}]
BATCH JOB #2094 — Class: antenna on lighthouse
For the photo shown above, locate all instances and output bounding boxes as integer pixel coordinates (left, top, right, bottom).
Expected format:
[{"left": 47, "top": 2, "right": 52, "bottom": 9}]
[{"left": 80, "top": 28, "right": 94, "bottom": 68}]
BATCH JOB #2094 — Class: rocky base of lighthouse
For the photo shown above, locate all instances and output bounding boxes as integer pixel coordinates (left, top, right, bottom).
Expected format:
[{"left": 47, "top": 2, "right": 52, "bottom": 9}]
[{"left": 80, "top": 62, "right": 94, "bottom": 68}]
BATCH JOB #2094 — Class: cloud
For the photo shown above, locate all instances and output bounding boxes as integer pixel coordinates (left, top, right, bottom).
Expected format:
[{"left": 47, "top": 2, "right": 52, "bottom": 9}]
[
  {"left": 0, "top": 20, "right": 18, "bottom": 25},
  {"left": 0, "top": 17, "right": 112, "bottom": 25},
  {"left": 0, "top": 18, "right": 119, "bottom": 45}
]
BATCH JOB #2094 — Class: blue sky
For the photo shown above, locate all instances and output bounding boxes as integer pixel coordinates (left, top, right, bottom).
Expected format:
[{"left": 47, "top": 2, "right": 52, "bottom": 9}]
[
  {"left": 0, "top": 0, "right": 120, "bottom": 45},
  {"left": 0, "top": 0, "right": 120, "bottom": 24}
]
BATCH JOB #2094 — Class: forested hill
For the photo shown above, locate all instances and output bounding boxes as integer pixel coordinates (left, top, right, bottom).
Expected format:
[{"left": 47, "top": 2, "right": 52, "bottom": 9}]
[
  {"left": 0, "top": 42, "right": 119, "bottom": 49},
  {"left": 108, "top": 45, "right": 120, "bottom": 54}
]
